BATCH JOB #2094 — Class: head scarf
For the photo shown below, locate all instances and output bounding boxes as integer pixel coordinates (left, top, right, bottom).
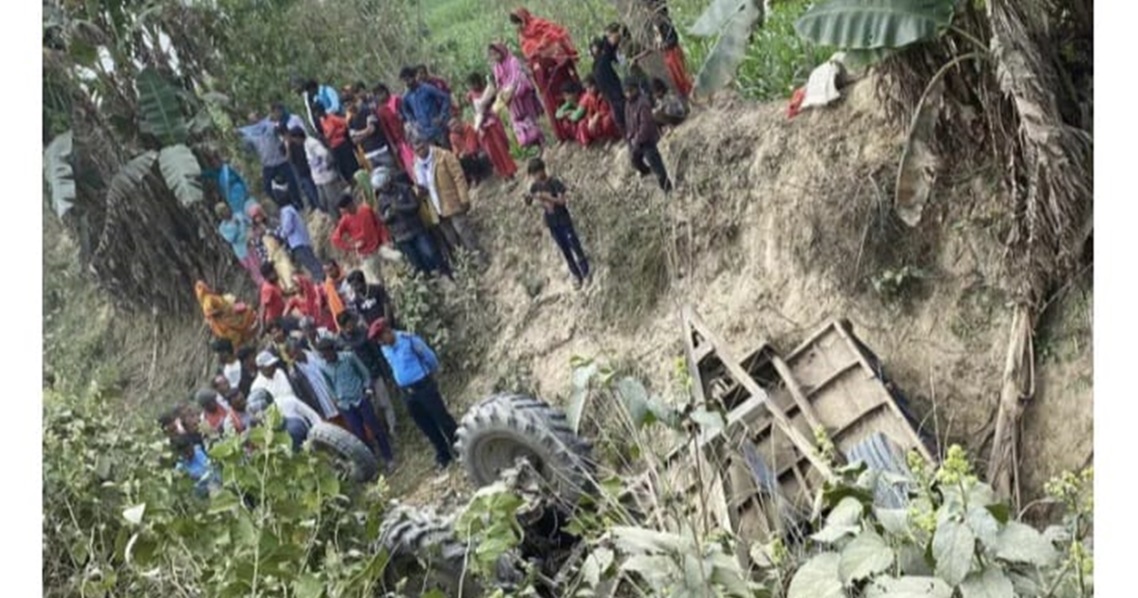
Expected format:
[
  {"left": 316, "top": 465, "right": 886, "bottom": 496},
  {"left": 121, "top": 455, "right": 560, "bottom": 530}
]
[{"left": 511, "top": 8, "right": 576, "bottom": 61}]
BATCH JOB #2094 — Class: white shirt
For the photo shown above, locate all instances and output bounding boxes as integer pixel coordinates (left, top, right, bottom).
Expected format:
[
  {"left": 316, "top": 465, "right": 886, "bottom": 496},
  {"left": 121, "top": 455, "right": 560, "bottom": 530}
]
[
  {"left": 304, "top": 137, "right": 338, "bottom": 185},
  {"left": 414, "top": 148, "right": 442, "bottom": 216},
  {"left": 251, "top": 368, "right": 322, "bottom": 428},
  {"left": 222, "top": 361, "right": 243, "bottom": 389}
]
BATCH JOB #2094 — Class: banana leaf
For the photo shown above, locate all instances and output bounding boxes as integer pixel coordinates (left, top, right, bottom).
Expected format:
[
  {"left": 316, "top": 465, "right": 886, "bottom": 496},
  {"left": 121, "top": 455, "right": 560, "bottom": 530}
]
[
  {"left": 158, "top": 144, "right": 203, "bottom": 206},
  {"left": 694, "top": 0, "right": 764, "bottom": 95},
  {"left": 795, "top": 0, "right": 956, "bottom": 50},
  {"left": 137, "top": 68, "right": 189, "bottom": 146},
  {"left": 44, "top": 131, "right": 75, "bottom": 218}
]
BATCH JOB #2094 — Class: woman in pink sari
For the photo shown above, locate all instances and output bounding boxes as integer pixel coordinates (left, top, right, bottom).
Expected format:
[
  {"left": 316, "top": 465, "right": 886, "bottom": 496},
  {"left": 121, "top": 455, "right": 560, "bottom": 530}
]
[{"left": 488, "top": 42, "right": 545, "bottom": 151}]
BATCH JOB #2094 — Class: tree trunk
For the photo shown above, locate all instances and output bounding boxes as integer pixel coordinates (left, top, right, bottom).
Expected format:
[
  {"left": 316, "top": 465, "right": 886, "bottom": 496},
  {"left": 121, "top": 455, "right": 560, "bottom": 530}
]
[{"left": 985, "top": 0, "right": 1093, "bottom": 506}]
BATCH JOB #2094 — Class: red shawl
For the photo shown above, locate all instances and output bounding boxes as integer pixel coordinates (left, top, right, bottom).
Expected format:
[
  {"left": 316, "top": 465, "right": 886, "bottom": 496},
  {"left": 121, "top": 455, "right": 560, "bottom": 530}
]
[{"left": 513, "top": 8, "right": 576, "bottom": 62}]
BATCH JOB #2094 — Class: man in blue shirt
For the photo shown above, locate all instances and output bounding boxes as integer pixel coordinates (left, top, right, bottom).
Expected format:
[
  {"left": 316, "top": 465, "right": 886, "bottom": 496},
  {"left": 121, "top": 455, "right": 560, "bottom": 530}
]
[
  {"left": 370, "top": 318, "right": 459, "bottom": 469},
  {"left": 239, "top": 111, "right": 302, "bottom": 206},
  {"left": 214, "top": 202, "right": 263, "bottom": 285},
  {"left": 275, "top": 201, "right": 323, "bottom": 280},
  {"left": 315, "top": 338, "right": 395, "bottom": 471},
  {"left": 172, "top": 434, "right": 220, "bottom": 498},
  {"left": 398, "top": 66, "right": 453, "bottom": 149}
]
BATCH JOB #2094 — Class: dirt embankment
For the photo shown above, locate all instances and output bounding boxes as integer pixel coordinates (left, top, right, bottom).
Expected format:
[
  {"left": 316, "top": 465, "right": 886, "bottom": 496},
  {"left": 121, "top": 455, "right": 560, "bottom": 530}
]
[
  {"left": 400, "top": 76, "right": 1091, "bottom": 505},
  {"left": 51, "top": 75, "right": 1089, "bottom": 507}
]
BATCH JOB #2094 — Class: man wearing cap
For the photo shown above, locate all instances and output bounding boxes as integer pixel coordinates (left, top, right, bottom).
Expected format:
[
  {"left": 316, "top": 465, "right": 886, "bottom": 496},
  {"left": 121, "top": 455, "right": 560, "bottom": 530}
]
[
  {"left": 371, "top": 318, "right": 459, "bottom": 470},
  {"left": 250, "top": 350, "right": 323, "bottom": 449},
  {"left": 316, "top": 338, "right": 395, "bottom": 471}
]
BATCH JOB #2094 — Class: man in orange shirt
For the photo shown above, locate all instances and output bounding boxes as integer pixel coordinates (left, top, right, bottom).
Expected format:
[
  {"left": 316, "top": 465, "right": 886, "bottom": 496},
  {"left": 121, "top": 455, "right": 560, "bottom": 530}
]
[{"left": 331, "top": 193, "right": 392, "bottom": 285}]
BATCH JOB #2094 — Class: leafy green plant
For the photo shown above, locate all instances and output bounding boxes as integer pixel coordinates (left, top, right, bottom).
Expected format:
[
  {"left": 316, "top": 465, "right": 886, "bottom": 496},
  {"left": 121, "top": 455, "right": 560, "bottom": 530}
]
[
  {"left": 43, "top": 385, "right": 391, "bottom": 597},
  {"left": 689, "top": 0, "right": 765, "bottom": 95},
  {"left": 455, "top": 482, "right": 526, "bottom": 581},
  {"left": 44, "top": 131, "right": 74, "bottom": 218},
  {"left": 784, "top": 445, "right": 1091, "bottom": 598}
]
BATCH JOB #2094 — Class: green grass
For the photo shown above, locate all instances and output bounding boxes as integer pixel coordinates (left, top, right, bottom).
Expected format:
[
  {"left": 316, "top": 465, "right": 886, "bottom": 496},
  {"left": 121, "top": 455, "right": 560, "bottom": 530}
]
[{"left": 420, "top": 0, "right": 832, "bottom": 105}]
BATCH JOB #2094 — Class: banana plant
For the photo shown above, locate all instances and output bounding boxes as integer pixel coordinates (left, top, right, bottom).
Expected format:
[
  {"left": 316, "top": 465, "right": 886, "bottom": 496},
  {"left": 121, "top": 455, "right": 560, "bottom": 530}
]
[
  {"left": 792, "top": 0, "right": 971, "bottom": 228},
  {"left": 689, "top": 0, "right": 766, "bottom": 95}
]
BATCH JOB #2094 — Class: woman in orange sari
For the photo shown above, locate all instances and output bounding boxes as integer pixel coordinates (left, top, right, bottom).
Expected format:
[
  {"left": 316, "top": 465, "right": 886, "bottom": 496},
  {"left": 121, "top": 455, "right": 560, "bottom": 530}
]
[
  {"left": 194, "top": 281, "right": 257, "bottom": 348},
  {"left": 509, "top": 8, "right": 581, "bottom": 143}
]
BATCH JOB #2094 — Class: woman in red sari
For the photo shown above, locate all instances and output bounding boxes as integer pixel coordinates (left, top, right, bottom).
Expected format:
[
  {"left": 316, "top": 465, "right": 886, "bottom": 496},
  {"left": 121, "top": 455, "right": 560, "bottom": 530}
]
[
  {"left": 465, "top": 72, "right": 518, "bottom": 179},
  {"left": 509, "top": 8, "right": 581, "bottom": 143}
]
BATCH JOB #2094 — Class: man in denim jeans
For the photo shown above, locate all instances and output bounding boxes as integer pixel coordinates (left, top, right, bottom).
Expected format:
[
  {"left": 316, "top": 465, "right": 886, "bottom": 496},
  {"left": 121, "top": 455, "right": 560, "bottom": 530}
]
[
  {"left": 370, "top": 318, "right": 459, "bottom": 471},
  {"left": 315, "top": 338, "right": 395, "bottom": 473}
]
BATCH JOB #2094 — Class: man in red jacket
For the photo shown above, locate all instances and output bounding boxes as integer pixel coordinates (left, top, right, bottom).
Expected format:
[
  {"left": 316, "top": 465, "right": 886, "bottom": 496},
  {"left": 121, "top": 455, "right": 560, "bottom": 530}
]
[{"left": 331, "top": 193, "right": 395, "bottom": 284}]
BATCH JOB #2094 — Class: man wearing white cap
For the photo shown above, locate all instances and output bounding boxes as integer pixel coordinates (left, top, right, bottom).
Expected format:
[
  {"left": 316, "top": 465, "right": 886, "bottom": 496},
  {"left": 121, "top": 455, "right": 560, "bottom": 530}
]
[{"left": 250, "top": 350, "right": 322, "bottom": 449}]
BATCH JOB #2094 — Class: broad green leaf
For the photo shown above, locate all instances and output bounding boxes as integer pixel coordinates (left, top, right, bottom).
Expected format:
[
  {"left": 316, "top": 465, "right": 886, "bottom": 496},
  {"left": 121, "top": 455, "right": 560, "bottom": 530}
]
[
  {"left": 992, "top": 522, "right": 1058, "bottom": 567},
  {"left": 965, "top": 506, "right": 999, "bottom": 548},
  {"left": 122, "top": 503, "right": 146, "bottom": 525},
  {"left": 812, "top": 523, "right": 860, "bottom": 544},
  {"left": 619, "top": 554, "right": 674, "bottom": 585},
  {"left": 293, "top": 573, "right": 324, "bottom": 598},
  {"left": 612, "top": 526, "right": 683, "bottom": 554},
  {"left": 985, "top": 503, "right": 1010, "bottom": 524},
  {"left": 232, "top": 511, "right": 258, "bottom": 546},
  {"left": 828, "top": 496, "right": 865, "bottom": 527},
  {"left": 787, "top": 552, "right": 844, "bottom": 598},
  {"left": 795, "top": 0, "right": 956, "bottom": 50},
  {"left": 839, "top": 529, "right": 895, "bottom": 583},
  {"left": 959, "top": 567, "right": 1014, "bottom": 598},
  {"left": 690, "top": 0, "right": 754, "bottom": 36},
  {"left": 106, "top": 151, "right": 158, "bottom": 208},
  {"left": 137, "top": 68, "right": 189, "bottom": 145},
  {"left": 44, "top": 131, "right": 75, "bottom": 218},
  {"left": 581, "top": 546, "right": 614, "bottom": 586},
  {"left": 566, "top": 361, "right": 598, "bottom": 434},
  {"left": 1042, "top": 525, "right": 1070, "bottom": 546},
  {"left": 875, "top": 507, "right": 910, "bottom": 536},
  {"left": 208, "top": 489, "right": 241, "bottom": 514},
  {"left": 931, "top": 520, "right": 974, "bottom": 586},
  {"left": 864, "top": 575, "right": 952, "bottom": 598},
  {"left": 896, "top": 543, "right": 931, "bottom": 576},
  {"left": 616, "top": 377, "right": 652, "bottom": 428},
  {"left": 695, "top": 1, "right": 764, "bottom": 95}
]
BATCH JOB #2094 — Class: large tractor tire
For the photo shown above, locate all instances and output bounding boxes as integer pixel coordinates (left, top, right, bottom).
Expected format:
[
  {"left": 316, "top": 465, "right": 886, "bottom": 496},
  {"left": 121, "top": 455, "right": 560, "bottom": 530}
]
[
  {"left": 307, "top": 421, "right": 378, "bottom": 483},
  {"left": 377, "top": 505, "right": 481, "bottom": 597},
  {"left": 455, "top": 393, "right": 594, "bottom": 505}
]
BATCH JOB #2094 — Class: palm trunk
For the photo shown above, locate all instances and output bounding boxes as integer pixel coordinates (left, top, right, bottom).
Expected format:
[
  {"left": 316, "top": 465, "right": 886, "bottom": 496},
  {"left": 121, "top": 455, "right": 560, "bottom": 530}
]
[{"left": 984, "top": 0, "right": 1093, "bottom": 506}]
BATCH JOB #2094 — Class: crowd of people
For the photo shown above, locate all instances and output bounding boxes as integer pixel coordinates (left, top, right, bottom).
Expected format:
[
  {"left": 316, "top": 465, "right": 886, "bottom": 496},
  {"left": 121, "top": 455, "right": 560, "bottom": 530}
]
[{"left": 167, "top": 6, "right": 695, "bottom": 494}]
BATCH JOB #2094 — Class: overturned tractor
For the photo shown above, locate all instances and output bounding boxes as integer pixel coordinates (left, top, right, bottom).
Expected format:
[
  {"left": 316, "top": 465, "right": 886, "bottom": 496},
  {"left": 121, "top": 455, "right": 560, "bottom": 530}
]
[{"left": 374, "top": 307, "right": 936, "bottom": 595}]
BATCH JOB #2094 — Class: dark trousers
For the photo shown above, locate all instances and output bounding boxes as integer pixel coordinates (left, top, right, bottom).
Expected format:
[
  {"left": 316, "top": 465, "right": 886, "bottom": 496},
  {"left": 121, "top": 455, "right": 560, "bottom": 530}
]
[
  {"left": 331, "top": 143, "right": 360, "bottom": 182},
  {"left": 602, "top": 89, "right": 627, "bottom": 134},
  {"left": 396, "top": 232, "right": 450, "bottom": 277},
  {"left": 402, "top": 376, "right": 458, "bottom": 467},
  {"left": 341, "top": 396, "right": 394, "bottom": 463},
  {"left": 262, "top": 162, "right": 301, "bottom": 207},
  {"left": 630, "top": 142, "right": 673, "bottom": 192},
  {"left": 290, "top": 244, "right": 325, "bottom": 281},
  {"left": 296, "top": 173, "right": 320, "bottom": 212},
  {"left": 283, "top": 417, "right": 309, "bottom": 452},
  {"left": 549, "top": 222, "right": 590, "bottom": 282}
]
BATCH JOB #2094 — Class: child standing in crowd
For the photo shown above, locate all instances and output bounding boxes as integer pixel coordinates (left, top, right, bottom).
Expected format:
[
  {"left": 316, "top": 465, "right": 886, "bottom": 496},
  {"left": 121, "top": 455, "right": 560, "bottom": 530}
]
[
  {"left": 525, "top": 158, "right": 591, "bottom": 289},
  {"left": 624, "top": 79, "right": 674, "bottom": 193}
]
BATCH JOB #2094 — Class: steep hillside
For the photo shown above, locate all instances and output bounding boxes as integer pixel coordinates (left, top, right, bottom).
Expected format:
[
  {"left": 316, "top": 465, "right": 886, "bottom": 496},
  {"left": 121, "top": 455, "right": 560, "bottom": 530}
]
[
  {"left": 392, "top": 76, "right": 1092, "bottom": 506},
  {"left": 45, "top": 76, "right": 1091, "bottom": 509}
]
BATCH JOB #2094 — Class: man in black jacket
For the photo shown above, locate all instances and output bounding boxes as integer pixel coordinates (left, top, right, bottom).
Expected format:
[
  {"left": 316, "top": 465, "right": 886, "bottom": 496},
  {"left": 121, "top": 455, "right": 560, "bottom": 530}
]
[{"left": 624, "top": 80, "right": 673, "bottom": 192}]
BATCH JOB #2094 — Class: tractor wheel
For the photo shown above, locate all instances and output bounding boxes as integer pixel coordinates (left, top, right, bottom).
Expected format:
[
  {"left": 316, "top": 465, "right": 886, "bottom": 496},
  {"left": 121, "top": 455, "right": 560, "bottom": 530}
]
[
  {"left": 307, "top": 421, "right": 378, "bottom": 483},
  {"left": 455, "top": 393, "right": 594, "bottom": 505},
  {"left": 377, "top": 506, "right": 480, "bottom": 597}
]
